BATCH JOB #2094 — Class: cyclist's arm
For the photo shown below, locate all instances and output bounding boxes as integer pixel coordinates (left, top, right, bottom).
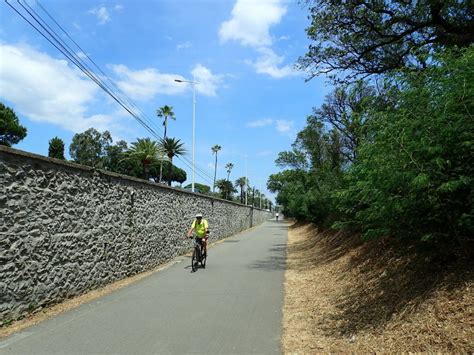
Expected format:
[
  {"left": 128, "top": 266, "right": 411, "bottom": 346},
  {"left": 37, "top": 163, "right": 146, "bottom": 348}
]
[
  {"left": 187, "top": 226, "right": 194, "bottom": 237},
  {"left": 204, "top": 220, "right": 209, "bottom": 236}
]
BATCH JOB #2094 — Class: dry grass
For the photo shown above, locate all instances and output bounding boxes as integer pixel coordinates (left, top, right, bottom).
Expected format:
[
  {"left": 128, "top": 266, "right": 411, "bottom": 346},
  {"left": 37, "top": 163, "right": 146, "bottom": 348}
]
[{"left": 282, "top": 222, "right": 474, "bottom": 353}]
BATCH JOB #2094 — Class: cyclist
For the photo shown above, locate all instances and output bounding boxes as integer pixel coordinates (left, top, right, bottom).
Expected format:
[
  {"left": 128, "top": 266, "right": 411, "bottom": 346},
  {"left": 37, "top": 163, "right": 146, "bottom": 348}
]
[{"left": 187, "top": 213, "right": 209, "bottom": 257}]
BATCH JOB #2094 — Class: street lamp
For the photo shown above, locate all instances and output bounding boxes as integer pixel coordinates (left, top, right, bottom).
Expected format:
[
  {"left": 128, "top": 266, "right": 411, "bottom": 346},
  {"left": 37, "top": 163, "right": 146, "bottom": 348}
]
[
  {"left": 174, "top": 77, "right": 198, "bottom": 193},
  {"left": 244, "top": 155, "right": 248, "bottom": 205}
]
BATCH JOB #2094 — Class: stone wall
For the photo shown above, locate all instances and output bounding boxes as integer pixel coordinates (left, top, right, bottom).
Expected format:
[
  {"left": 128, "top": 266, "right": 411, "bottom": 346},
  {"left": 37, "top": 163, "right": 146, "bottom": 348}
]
[{"left": 0, "top": 146, "right": 272, "bottom": 322}]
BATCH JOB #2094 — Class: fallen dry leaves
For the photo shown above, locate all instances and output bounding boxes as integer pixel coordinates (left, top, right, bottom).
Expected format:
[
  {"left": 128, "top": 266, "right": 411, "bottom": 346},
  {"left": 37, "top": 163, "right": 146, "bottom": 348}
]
[{"left": 282, "top": 222, "right": 473, "bottom": 353}]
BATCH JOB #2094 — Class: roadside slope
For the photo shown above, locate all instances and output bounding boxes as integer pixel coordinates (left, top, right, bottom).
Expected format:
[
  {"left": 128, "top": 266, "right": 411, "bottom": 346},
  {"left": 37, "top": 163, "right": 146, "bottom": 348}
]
[{"left": 282, "top": 222, "right": 473, "bottom": 353}]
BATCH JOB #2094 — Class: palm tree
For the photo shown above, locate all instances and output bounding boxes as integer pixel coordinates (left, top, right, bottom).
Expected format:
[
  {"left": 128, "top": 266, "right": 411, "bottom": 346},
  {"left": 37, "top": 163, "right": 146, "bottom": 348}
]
[
  {"left": 211, "top": 144, "right": 221, "bottom": 192},
  {"left": 235, "top": 177, "right": 246, "bottom": 204},
  {"left": 224, "top": 163, "right": 234, "bottom": 199},
  {"left": 215, "top": 179, "right": 236, "bottom": 200},
  {"left": 156, "top": 105, "right": 176, "bottom": 182},
  {"left": 160, "top": 137, "right": 187, "bottom": 186},
  {"left": 225, "top": 163, "right": 234, "bottom": 181},
  {"left": 123, "top": 138, "right": 162, "bottom": 179}
]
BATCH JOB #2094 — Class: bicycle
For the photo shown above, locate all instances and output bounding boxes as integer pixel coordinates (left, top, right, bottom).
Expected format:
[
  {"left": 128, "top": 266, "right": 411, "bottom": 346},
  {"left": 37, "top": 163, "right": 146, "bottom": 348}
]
[{"left": 189, "top": 235, "right": 207, "bottom": 272}]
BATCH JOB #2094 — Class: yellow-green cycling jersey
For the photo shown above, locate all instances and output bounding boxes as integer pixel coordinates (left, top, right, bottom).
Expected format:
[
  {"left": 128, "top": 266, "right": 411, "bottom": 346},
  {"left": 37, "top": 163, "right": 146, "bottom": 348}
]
[{"left": 192, "top": 219, "right": 208, "bottom": 238}]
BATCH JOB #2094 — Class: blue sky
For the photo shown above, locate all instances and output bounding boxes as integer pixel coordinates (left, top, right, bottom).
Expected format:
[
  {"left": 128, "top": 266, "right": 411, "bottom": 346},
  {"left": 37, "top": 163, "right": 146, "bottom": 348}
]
[{"left": 0, "top": 0, "right": 331, "bottom": 201}]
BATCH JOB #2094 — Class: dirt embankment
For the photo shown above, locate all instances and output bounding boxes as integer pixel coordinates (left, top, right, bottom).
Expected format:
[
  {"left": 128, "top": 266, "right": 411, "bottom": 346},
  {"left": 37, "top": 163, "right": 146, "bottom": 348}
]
[{"left": 282, "top": 222, "right": 473, "bottom": 353}]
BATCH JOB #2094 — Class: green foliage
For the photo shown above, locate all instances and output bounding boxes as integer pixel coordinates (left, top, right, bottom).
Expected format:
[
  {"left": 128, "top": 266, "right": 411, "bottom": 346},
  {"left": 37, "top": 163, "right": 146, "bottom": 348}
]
[
  {"left": 48, "top": 136, "right": 65, "bottom": 160},
  {"left": 69, "top": 128, "right": 112, "bottom": 168},
  {"left": 183, "top": 183, "right": 210, "bottom": 194},
  {"left": 235, "top": 176, "right": 247, "bottom": 203},
  {"left": 338, "top": 47, "right": 474, "bottom": 244},
  {"left": 159, "top": 137, "right": 187, "bottom": 186},
  {"left": 122, "top": 138, "right": 162, "bottom": 179},
  {"left": 215, "top": 178, "right": 236, "bottom": 200},
  {"left": 273, "top": 47, "right": 473, "bottom": 250},
  {"left": 151, "top": 161, "right": 186, "bottom": 184},
  {"left": 156, "top": 105, "right": 175, "bottom": 138},
  {"left": 0, "top": 102, "right": 27, "bottom": 147}
]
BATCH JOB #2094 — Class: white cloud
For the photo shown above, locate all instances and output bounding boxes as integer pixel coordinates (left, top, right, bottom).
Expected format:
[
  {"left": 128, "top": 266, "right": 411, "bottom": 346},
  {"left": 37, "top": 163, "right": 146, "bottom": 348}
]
[
  {"left": 247, "top": 118, "right": 273, "bottom": 128},
  {"left": 191, "top": 64, "right": 223, "bottom": 97},
  {"left": 219, "top": 0, "right": 295, "bottom": 79},
  {"left": 250, "top": 47, "right": 296, "bottom": 79},
  {"left": 110, "top": 64, "right": 187, "bottom": 100},
  {"left": 0, "top": 43, "right": 118, "bottom": 133},
  {"left": 89, "top": 6, "right": 111, "bottom": 25},
  {"left": 114, "top": 5, "right": 124, "bottom": 11},
  {"left": 219, "top": 0, "right": 287, "bottom": 47},
  {"left": 176, "top": 41, "right": 192, "bottom": 50},
  {"left": 276, "top": 119, "right": 294, "bottom": 135}
]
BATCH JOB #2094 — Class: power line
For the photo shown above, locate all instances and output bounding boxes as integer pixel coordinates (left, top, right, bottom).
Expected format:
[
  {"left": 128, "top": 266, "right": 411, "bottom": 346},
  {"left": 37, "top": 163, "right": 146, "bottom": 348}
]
[{"left": 7, "top": 0, "right": 217, "bottom": 186}]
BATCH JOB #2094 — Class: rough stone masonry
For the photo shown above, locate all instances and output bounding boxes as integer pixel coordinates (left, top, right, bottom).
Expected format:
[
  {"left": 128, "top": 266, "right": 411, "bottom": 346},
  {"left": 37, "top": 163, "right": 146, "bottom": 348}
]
[{"left": 0, "top": 146, "right": 272, "bottom": 322}]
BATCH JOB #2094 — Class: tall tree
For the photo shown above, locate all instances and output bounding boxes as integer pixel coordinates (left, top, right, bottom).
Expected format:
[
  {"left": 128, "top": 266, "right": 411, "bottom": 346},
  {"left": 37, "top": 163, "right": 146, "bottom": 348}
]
[
  {"left": 156, "top": 105, "right": 176, "bottom": 182},
  {"left": 211, "top": 144, "right": 222, "bottom": 192},
  {"left": 225, "top": 163, "right": 234, "bottom": 181},
  {"left": 235, "top": 177, "right": 247, "bottom": 204},
  {"left": 48, "top": 137, "right": 65, "bottom": 160},
  {"left": 298, "top": 0, "right": 474, "bottom": 82},
  {"left": 123, "top": 138, "right": 162, "bottom": 179},
  {"left": 69, "top": 128, "right": 112, "bottom": 168},
  {"left": 225, "top": 162, "right": 234, "bottom": 199},
  {"left": 0, "top": 102, "right": 27, "bottom": 147},
  {"left": 310, "top": 81, "right": 377, "bottom": 163},
  {"left": 159, "top": 137, "right": 187, "bottom": 186}
]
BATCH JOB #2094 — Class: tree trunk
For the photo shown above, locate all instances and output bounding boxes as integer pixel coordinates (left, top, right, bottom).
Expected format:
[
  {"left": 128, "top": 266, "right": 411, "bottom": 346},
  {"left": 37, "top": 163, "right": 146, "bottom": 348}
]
[
  {"left": 167, "top": 156, "right": 173, "bottom": 186},
  {"left": 213, "top": 154, "right": 217, "bottom": 193},
  {"left": 159, "top": 121, "right": 167, "bottom": 183}
]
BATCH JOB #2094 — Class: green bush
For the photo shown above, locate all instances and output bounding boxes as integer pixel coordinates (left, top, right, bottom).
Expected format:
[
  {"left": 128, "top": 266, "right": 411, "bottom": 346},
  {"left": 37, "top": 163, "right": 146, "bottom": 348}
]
[{"left": 337, "top": 47, "right": 474, "bottom": 246}]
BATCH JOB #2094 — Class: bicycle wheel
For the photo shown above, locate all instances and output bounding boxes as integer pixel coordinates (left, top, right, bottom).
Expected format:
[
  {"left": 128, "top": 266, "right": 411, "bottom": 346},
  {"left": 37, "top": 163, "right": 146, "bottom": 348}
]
[
  {"left": 201, "top": 247, "right": 207, "bottom": 269},
  {"left": 191, "top": 247, "right": 198, "bottom": 272}
]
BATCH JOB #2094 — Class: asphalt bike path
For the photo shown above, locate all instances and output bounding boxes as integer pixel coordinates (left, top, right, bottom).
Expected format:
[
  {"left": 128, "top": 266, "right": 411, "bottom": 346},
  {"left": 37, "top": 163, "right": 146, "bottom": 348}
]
[{"left": 0, "top": 220, "right": 288, "bottom": 354}]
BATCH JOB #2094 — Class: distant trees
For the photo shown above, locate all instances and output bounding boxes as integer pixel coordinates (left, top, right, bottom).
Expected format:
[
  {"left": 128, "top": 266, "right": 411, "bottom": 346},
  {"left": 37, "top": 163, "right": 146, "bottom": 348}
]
[
  {"left": 69, "top": 128, "right": 112, "bottom": 168},
  {"left": 184, "top": 183, "right": 210, "bottom": 194},
  {"left": 48, "top": 137, "right": 65, "bottom": 160},
  {"left": 0, "top": 102, "right": 27, "bottom": 147}
]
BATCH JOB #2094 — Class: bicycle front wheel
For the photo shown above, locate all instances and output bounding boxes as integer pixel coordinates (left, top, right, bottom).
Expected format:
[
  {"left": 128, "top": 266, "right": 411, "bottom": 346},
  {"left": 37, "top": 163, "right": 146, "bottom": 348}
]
[{"left": 201, "top": 248, "right": 207, "bottom": 269}]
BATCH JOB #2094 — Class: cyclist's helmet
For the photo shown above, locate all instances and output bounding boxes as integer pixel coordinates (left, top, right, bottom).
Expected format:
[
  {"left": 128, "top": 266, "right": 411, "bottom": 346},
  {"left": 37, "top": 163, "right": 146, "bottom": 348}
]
[{"left": 195, "top": 213, "right": 203, "bottom": 218}]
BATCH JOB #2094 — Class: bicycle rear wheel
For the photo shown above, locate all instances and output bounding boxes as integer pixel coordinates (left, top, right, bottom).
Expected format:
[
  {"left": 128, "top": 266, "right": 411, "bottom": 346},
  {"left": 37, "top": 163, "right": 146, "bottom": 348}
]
[{"left": 191, "top": 247, "right": 198, "bottom": 272}]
